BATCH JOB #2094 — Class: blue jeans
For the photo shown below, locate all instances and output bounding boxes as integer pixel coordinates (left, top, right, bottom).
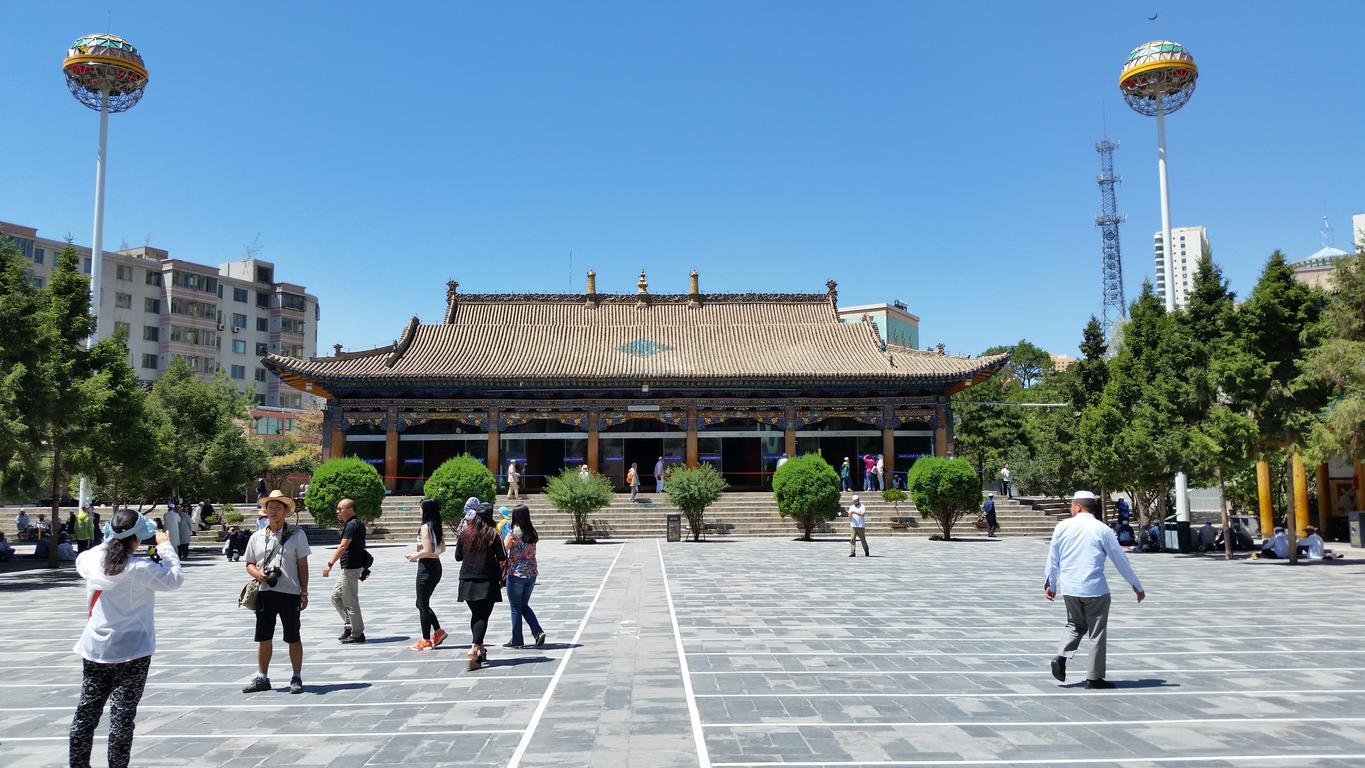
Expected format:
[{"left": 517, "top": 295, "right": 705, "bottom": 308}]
[{"left": 507, "top": 574, "right": 543, "bottom": 646}]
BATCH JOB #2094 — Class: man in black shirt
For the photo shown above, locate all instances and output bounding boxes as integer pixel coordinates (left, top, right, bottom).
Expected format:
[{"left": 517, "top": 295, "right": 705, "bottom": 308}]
[{"left": 323, "top": 498, "right": 367, "bottom": 643}]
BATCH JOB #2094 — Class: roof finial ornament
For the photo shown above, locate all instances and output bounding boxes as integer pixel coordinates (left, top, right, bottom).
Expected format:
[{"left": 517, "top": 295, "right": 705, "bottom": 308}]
[
  {"left": 688, "top": 270, "right": 701, "bottom": 307},
  {"left": 586, "top": 269, "right": 597, "bottom": 295},
  {"left": 825, "top": 279, "right": 839, "bottom": 306},
  {"left": 637, "top": 269, "right": 649, "bottom": 294},
  {"left": 936, "top": 342, "right": 946, "bottom": 356},
  {"left": 333, "top": 343, "right": 342, "bottom": 356}
]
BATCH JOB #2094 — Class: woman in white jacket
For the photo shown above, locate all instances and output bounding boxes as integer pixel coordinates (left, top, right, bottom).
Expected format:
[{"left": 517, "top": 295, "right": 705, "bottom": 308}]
[{"left": 69, "top": 508, "right": 183, "bottom": 768}]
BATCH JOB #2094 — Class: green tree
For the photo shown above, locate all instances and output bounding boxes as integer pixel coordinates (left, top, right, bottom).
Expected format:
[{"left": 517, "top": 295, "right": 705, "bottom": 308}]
[
  {"left": 1301, "top": 248, "right": 1365, "bottom": 463},
  {"left": 952, "top": 346, "right": 1028, "bottom": 489},
  {"left": 424, "top": 455, "right": 496, "bottom": 532},
  {"left": 0, "top": 238, "right": 41, "bottom": 501},
  {"left": 880, "top": 487, "right": 908, "bottom": 514},
  {"left": 906, "top": 456, "right": 980, "bottom": 539},
  {"left": 1005, "top": 339, "right": 1054, "bottom": 388},
  {"left": 664, "top": 464, "right": 728, "bottom": 541},
  {"left": 772, "top": 453, "right": 841, "bottom": 541},
  {"left": 145, "top": 358, "right": 258, "bottom": 504},
  {"left": 305, "top": 457, "right": 386, "bottom": 527},
  {"left": 545, "top": 467, "right": 614, "bottom": 543}
]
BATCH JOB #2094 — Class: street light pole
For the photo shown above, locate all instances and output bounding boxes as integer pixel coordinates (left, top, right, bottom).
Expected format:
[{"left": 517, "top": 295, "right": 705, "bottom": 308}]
[
  {"left": 1154, "top": 100, "right": 1191, "bottom": 531},
  {"left": 77, "top": 90, "right": 110, "bottom": 509}
]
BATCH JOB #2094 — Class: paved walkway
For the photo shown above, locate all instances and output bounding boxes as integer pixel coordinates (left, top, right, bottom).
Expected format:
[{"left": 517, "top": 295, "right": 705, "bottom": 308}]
[{"left": 3, "top": 534, "right": 1365, "bottom": 766}]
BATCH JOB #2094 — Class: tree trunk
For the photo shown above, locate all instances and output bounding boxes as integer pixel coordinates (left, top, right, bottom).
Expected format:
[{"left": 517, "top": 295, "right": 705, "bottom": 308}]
[
  {"left": 48, "top": 438, "right": 61, "bottom": 569},
  {"left": 1218, "top": 468, "right": 1233, "bottom": 561}
]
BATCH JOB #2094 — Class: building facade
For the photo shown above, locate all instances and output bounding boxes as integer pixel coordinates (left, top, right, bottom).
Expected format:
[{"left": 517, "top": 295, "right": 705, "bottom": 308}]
[
  {"left": 1290, "top": 245, "right": 1350, "bottom": 291},
  {"left": 265, "top": 272, "right": 1007, "bottom": 495},
  {"left": 1153, "top": 225, "right": 1208, "bottom": 309},
  {"left": 837, "top": 301, "right": 920, "bottom": 349},
  {"left": 1, "top": 220, "right": 319, "bottom": 409}
]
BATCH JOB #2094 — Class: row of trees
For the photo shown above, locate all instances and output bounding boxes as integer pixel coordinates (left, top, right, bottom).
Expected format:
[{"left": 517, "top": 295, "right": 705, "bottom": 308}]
[
  {"left": 954, "top": 247, "right": 1365, "bottom": 541},
  {"left": 0, "top": 241, "right": 321, "bottom": 565}
]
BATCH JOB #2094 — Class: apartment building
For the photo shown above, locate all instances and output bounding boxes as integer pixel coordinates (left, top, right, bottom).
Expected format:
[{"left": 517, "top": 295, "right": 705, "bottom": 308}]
[
  {"left": 1152, "top": 225, "right": 1209, "bottom": 309},
  {"left": 0, "top": 220, "right": 319, "bottom": 410}
]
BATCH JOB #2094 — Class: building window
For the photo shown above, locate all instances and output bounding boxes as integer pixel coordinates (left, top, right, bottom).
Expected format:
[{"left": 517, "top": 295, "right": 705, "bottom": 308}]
[
  {"left": 169, "top": 297, "right": 216, "bottom": 319},
  {"left": 113, "top": 320, "right": 130, "bottom": 336},
  {"left": 255, "top": 265, "right": 273, "bottom": 284},
  {"left": 170, "top": 271, "right": 219, "bottom": 294},
  {"left": 83, "top": 257, "right": 92, "bottom": 274},
  {"left": 28, "top": 275, "right": 45, "bottom": 288},
  {"left": 233, "top": 287, "right": 249, "bottom": 303},
  {"left": 115, "top": 264, "right": 134, "bottom": 281},
  {"left": 256, "top": 317, "right": 269, "bottom": 332},
  {"left": 141, "top": 353, "right": 158, "bottom": 370},
  {"left": 170, "top": 325, "right": 219, "bottom": 347},
  {"left": 114, "top": 292, "right": 132, "bottom": 309},
  {"left": 256, "top": 291, "right": 271, "bottom": 308},
  {"left": 144, "top": 297, "right": 161, "bottom": 314},
  {"left": 279, "top": 342, "right": 305, "bottom": 358},
  {"left": 143, "top": 325, "right": 160, "bottom": 341},
  {"left": 233, "top": 339, "right": 247, "bottom": 354},
  {"left": 254, "top": 393, "right": 267, "bottom": 405},
  {"left": 174, "top": 354, "right": 217, "bottom": 374},
  {"left": 255, "top": 342, "right": 269, "bottom": 356},
  {"left": 231, "top": 313, "right": 248, "bottom": 329},
  {"left": 253, "top": 416, "right": 284, "bottom": 436},
  {"left": 33, "top": 248, "right": 44, "bottom": 265},
  {"left": 145, "top": 271, "right": 163, "bottom": 286},
  {"left": 280, "top": 393, "right": 303, "bottom": 409},
  {"left": 255, "top": 367, "right": 267, "bottom": 382},
  {"left": 280, "top": 292, "right": 307, "bottom": 311},
  {"left": 230, "top": 364, "right": 246, "bottom": 380},
  {"left": 280, "top": 317, "right": 305, "bottom": 335}
]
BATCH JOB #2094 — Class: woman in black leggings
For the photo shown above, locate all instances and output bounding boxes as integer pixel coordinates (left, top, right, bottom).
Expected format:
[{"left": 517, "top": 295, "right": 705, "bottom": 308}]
[
  {"left": 455, "top": 505, "right": 507, "bottom": 671},
  {"left": 405, "top": 498, "right": 447, "bottom": 651}
]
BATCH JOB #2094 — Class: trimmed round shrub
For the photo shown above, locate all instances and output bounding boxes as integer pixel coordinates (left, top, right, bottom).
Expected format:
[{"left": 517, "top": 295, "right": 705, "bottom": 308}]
[
  {"left": 305, "top": 457, "right": 386, "bottom": 527},
  {"left": 773, "top": 453, "right": 841, "bottom": 541},
  {"left": 664, "top": 464, "right": 729, "bottom": 541},
  {"left": 224, "top": 511, "right": 245, "bottom": 524},
  {"left": 545, "top": 467, "right": 614, "bottom": 543},
  {"left": 424, "top": 455, "right": 496, "bottom": 532},
  {"left": 907, "top": 457, "right": 980, "bottom": 539}
]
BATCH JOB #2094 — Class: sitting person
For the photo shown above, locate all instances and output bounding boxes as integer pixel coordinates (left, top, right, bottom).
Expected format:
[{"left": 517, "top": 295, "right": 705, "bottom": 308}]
[
  {"left": 56, "top": 535, "right": 78, "bottom": 562},
  {"left": 1138, "top": 522, "right": 1162, "bottom": 552},
  {"left": 14, "top": 510, "right": 31, "bottom": 540},
  {"left": 1231, "top": 524, "right": 1255, "bottom": 551},
  {"left": 1296, "top": 525, "right": 1337, "bottom": 560},
  {"left": 27, "top": 532, "right": 51, "bottom": 560},
  {"left": 1115, "top": 521, "right": 1135, "bottom": 547},
  {"left": 1260, "top": 526, "right": 1290, "bottom": 559},
  {"left": 1196, "top": 521, "right": 1217, "bottom": 552},
  {"left": 222, "top": 525, "right": 252, "bottom": 562},
  {"left": 35, "top": 513, "right": 51, "bottom": 537},
  {"left": 0, "top": 531, "right": 13, "bottom": 561}
]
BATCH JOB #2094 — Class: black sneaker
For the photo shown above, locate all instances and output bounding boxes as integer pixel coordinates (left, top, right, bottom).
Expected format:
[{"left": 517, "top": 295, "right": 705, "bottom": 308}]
[
  {"left": 338, "top": 627, "right": 352, "bottom": 641},
  {"left": 340, "top": 634, "right": 367, "bottom": 644},
  {"left": 1050, "top": 656, "right": 1066, "bottom": 682},
  {"left": 1084, "top": 678, "right": 1115, "bottom": 690},
  {"left": 289, "top": 676, "right": 304, "bottom": 694},
  {"left": 242, "top": 676, "right": 271, "bottom": 693},
  {"left": 503, "top": 642, "right": 523, "bottom": 649},
  {"left": 534, "top": 632, "right": 547, "bottom": 648}
]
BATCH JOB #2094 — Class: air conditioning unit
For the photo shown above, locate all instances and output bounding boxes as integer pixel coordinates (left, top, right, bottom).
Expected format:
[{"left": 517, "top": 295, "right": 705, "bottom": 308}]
[
  {"left": 232, "top": 326, "right": 242, "bottom": 334},
  {"left": 216, "top": 323, "right": 225, "bottom": 331}
]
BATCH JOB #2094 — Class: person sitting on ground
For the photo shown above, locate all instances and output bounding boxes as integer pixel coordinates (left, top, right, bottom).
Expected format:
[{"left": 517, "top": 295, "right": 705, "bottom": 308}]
[
  {"left": 223, "top": 525, "right": 253, "bottom": 562},
  {"left": 15, "top": 510, "right": 32, "bottom": 540},
  {"left": 1115, "top": 520, "right": 1135, "bottom": 547},
  {"left": 1138, "top": 521, "right": 1162, "bottom": 552},
  {"left": 28, "top": 531, "right": 51, "bottom": 560},
  {"left": 36, "top": 513, "right": 51, "bottom": 537},
  {"left": 1260, "top": 526, "right": 1290, "bottom": 559},
  {"left": 1231, "top": 523, "right": 1254, "bottom": 551},
  {"left": 0, "top": 531, "right": 13, "bottom": 561},
  {"left": 57, "top": 535, "right": 78, "bottom": 561},
  {"left": 1297, "top": 526, "right": 1333, "bottom": 561},
  {"left": 1196, "top": 521, "right": 1216, "bottom": 552}
]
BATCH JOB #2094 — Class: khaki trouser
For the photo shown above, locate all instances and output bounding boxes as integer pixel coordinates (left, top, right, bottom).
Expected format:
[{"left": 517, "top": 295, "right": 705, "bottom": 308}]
[
  {"left": 849, "top": 527, "right": 869, "bottom": 555},
  {"left": 332, "top": 567, "right": 365, "bottom": 635},
  {"left": 1058, "top": 594, "right": 1110, "bottom": 681}
]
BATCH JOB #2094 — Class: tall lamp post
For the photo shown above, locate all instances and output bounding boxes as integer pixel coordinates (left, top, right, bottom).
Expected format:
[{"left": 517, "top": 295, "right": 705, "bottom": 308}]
[
  {"left": 63, "top": 33, "right": 150, "bottom": 507},
  {"left": 1120, "top": 40, "right": 1198, "bottom": 550}
]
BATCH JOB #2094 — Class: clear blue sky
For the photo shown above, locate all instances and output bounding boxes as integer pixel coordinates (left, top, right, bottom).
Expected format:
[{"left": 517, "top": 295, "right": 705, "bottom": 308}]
[{"left": 2, "top": 1, "right": 1361, "bottom": 357}]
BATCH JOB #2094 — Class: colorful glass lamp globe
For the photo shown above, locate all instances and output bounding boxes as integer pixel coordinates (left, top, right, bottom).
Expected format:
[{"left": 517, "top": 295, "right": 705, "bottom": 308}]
[
  {"left": 63, "top": 33, "right": 149, "bottom": 112},
  {"left": 1119, "top": 40, "right": 1197, "bottom": 117}
]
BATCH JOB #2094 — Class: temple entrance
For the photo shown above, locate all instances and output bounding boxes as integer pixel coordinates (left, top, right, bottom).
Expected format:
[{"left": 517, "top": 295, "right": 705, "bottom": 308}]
[
  {"left": 601, "top": 419, "right": 686, "bottom": 492},
  {"left": 624, "top": 438, "right": 664, "bottom": 494},
  {"left": 698, "top": 418, "right": 781, "bottom": 491}
]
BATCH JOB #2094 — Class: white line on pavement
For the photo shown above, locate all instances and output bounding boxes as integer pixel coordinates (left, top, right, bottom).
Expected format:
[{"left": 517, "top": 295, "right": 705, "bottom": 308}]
[
  {"left": 693, "top": 687, "right": 1365, "bottom": 699},
  {"left": 503, "top": 543, "right": 624, "bottom": 768},
  {"left": 0, "top": 697, "right": 541, "bottom": 712},
  {"left": 709, "top": 755, "right": 1365, "bottom": 767},
  {"left": 689, "top": 666, "right": 1365, "bottom": 676},
  {"left": 658, "top": 538, "right": 711, "bottom": 768},
  {"left": 0, "top": 674, "right": 554, "bottom": 688},
  {"left": 0, "top": 729, "right": 526, "bottom": 743},
  {"left": 685, "top": 649, "right": 1365, "bottom": 657},
  {"left": 704, "top": 715, "right": 1365, "bottom": 728}
]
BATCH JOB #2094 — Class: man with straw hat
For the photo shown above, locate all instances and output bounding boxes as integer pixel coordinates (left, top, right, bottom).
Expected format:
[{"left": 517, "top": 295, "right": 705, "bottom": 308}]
[{"left": 242, "top": 490, "right": 312, "bottom": 695}]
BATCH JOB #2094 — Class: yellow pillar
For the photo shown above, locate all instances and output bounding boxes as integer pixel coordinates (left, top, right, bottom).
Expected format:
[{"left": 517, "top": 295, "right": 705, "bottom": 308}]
[
  {"left": 487, "top": 409, "right": 500, "bottom": 479},
  {"left": 1316, "top": 463, "right": 1332, "bottom": 533},
  {"left": 783, "top": 412, "right": 797, "bottom": 459},
  {"left": 933, "top": 401, "right": 950, "bottom": 458},
  {"left": 685, "top": 405, "right": 698, "bottom": 468},
  {"left": 1291, "top": 453, "right": 1310, "bottom": 539},
  {"left": 882, "top": 425, "right": 896, "bottom": 486},
  {"left": 587, "top": 418, "right": 600, "bottom": 474},
  {"left": 1256, "top": 460, "right": 1273, "bottom": 538},
  {"left": 383, "top": 407, "right": 399, "bottom": 492}
]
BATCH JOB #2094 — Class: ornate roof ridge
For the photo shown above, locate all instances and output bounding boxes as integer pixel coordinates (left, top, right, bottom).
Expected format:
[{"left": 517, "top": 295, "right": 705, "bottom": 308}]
[{"left": 453, "top": 291, "right": 833, "bottom": 304}]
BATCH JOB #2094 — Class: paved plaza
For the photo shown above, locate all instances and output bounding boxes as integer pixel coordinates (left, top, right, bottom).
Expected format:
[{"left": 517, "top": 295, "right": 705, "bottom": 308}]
[{"left": 3, "top": 534, "right": 1365, "bottom": 767}]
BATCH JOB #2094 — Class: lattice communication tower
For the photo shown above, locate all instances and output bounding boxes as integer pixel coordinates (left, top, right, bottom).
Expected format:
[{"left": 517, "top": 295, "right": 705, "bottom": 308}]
[{"left": 1095, "top": 138, "right": 1126, "bottom": 336}]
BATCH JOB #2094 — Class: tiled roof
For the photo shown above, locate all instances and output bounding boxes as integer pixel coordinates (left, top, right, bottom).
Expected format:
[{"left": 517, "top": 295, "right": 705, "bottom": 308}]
[{"left": 264, "top": 290, "right": 1007, "bottom": 390}]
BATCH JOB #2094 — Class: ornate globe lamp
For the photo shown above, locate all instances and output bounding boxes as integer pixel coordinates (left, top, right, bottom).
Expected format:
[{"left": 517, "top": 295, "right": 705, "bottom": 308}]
[
  {"left": 64, "top": 33, "right": 149, "bottom": 508},
  {"left": 1120, "top": 40, "right": 1198, "bottom": 544}
]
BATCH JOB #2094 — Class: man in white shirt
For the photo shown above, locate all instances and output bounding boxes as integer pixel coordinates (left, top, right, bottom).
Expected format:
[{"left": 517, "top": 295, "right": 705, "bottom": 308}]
[
  {"left": 164, "top": 503, "right": 184, "bottom": 559},
  {"left": 848, "top": 495, "right": 869, "bottom": 557},
  {"left": 999, "top": 465, "right": 1012, "bottom": 498},
  {"left": 1298, "top": 525, "right": 1327, "bottom": 560},
  {"left": 1044, "top": 490, "right": 1145, "bottom": 689},
  {"left": 1260, "top": 527, "right": 1290, "bottom": 559},
  {"left": 655, "top": 456, "right": 666, "bottom": 493},
  {"left": 15, "top": 510, "right": 31, "bottom": 540}
]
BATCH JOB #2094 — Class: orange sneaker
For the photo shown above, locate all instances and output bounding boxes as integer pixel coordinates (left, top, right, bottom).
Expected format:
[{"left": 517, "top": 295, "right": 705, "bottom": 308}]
[
  {"left": 431, "top": 629, "right": 448, "bottom": 648},
  {"left": 410, "top": 639, "right": 433, "bottom": 651}
]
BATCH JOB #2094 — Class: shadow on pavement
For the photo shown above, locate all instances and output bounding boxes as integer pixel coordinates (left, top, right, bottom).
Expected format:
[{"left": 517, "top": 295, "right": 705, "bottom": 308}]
[
  {"left": 358, "top": 636, "right": 411, "bottom": 645},
  {"left": 304, "top": 682, "right": 372, "bottom": 695},
  {"left": 483, "top": 655, "right": 554, "bottom": 668}
]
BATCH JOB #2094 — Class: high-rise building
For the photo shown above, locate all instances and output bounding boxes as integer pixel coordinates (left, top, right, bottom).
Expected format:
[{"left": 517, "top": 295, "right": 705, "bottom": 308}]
[
  {"left": 1152, "top": 225, "right": 1208, "bottom": 309},
  {"left": 1353, "top": 212, "right": 1364, "bottom": 252},
  {"left": 837, "top": 300, "right": 920, "bottom": 349},
  {"left": 0, "top": 220, "right": 319, "bottom": 410}
]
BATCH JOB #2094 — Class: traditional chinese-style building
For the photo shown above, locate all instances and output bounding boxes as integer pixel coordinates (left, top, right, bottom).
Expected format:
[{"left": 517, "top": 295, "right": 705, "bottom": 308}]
[{"left": 263, "top": 272, "right": 1008, "bottom": 494}]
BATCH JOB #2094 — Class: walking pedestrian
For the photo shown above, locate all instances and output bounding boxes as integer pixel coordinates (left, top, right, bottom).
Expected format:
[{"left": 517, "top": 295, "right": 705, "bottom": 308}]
[
  {"left": 862, "top": 455, "right": 875, "bottom": 491},
  {"left": 655, "top": 456, "right": 666, "bottom": 493},
  {"left": 69, "top": 508, "right": 182, "bottom": 768},
  {"left": 323, "top": 498, "right": 367, "bottom": 644},
  {"left": 175, "top": 502, "right": 192, "bottom": 560},
  {"left": 999, "top": 464, "right": 1012, "bottom": 498},
  {"left": 256, "top": 477, "right": 267, "bottom": 500},
  {"left": 503, "top": 505, "right": 546, "bottom": 649},
  {"left": 242, "top": 490, "right": 312, "bottom": 695},
  {"left": 1044, "top": 490, "right": 1145, "bottom": 690},
  {"left": 163, "top": 502, "right": 185, "bottom": 561},
  {"left": 456, "top": 506, "right": 507, "bottom": 671},
  {"left": 405, "top": 498, "right": 448, "bottom": 651},
  {"left": 75, "top": 503, "right": 95, "bottom": 552},
  {"left": 840, "top": 458, "right": 852, "bottom": 492},
  {"left": 983, "top": 493, "right": 999, "bottom": 537},
  {"left": 627, "top": 462, "right": 640, "bottom": 503},
  {"left": 848, "top": 495, "right": 870, "bottom": 557},
  {"left": 875, "top": 454, "right": 885, "bottom": 491},
  {"left": 456, "top": 496, "right": 481, "bottom": 536},
  {"left": 507, "top": 460, "right": 521, "bottom": 500}
]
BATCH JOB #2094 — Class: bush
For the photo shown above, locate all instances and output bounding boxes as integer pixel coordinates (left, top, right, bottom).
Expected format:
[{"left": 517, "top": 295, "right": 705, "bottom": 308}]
[
  {"left": 773, "top": 454, "right": 841, "bottom": 541},
  {"left": 545, "top": 467, "right": 614, "bottom": 543},
  {"left": 907, "top": 457, "right": 980, "bottom": 540},
  {"left": 224, "top": 511, "right": 245, "bottom": 524},
  {"left": 664, "top": 464, "right": 729, "bottom": 541},
  {"left": 424, "top": 455, "right": 497, "bottom": 532},
  {"left": 881, "top": 488, "right": 908, "bottom": 514},
  {"left": 305, "top": 457, "right": 386, "bottom": 527}
]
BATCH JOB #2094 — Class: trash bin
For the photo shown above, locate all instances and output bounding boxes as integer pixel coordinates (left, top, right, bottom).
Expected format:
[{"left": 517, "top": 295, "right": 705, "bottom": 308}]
[
  {"left": 1349, "top": 511, "right": 1365, "bottom": 548},
  {"left": 1163, "top": 520, "right": 1192, "bottom": 553},
  {"left": 666, "top": 513, "right": 682, "bottom": 542}
]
